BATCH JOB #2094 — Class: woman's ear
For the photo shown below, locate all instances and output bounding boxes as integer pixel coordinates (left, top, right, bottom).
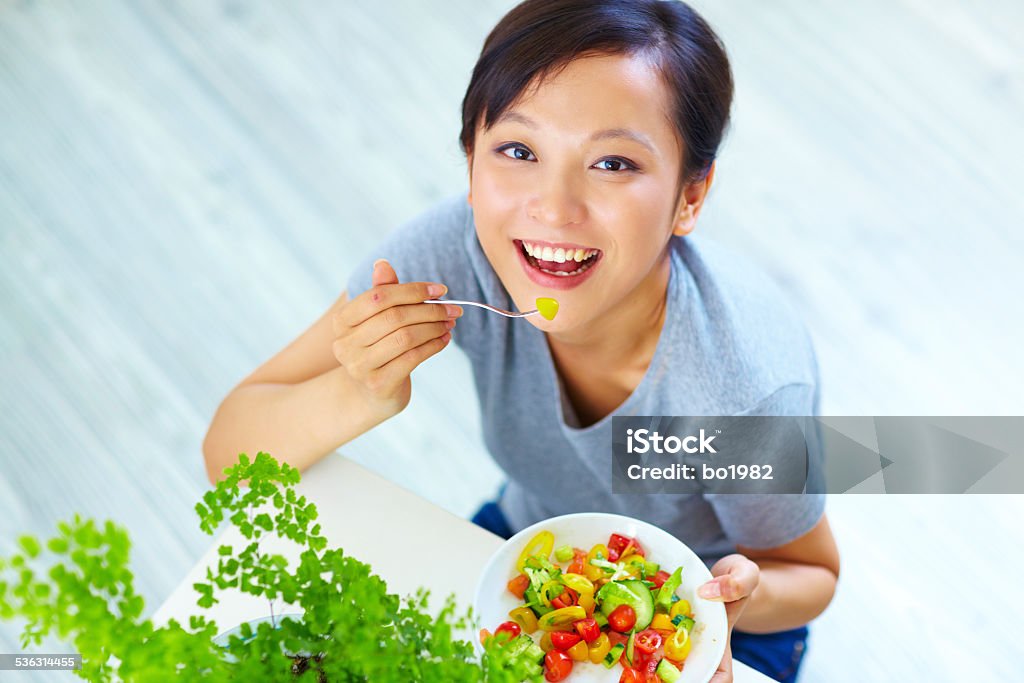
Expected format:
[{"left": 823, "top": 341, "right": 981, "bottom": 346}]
[{"left": 672, "top": 161, "right": 716, "bottom": 236}]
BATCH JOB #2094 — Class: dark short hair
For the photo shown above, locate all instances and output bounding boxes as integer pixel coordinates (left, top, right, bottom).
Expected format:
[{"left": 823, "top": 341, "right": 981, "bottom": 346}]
[{"left": 460, "top": 0, "right": 733, "bottom": 187}]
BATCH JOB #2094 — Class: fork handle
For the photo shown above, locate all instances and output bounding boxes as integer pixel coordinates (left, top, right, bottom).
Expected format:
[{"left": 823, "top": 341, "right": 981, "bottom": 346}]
[{"left": 423, "top": 299, "right": 537, "bottom": 318}]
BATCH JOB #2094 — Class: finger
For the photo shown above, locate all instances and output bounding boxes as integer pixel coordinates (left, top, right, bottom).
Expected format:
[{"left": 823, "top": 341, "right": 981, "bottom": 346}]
[
  {"left": 371, "top": 258, "right": 399, "bottom": 287},
  {"left": 699, "top": 555, "right": 759, "bottom": 602},
  {"left": 344, "top": 281, "right": 449, "bottom": 327},
  {"left": 368, "top": 331, "right": 452, "bottom": 393},
  {"left": 355, "top": 302, "right": 463, "bottom": 348},
  {"left": 362, "top": 320, "right": 454, "bottom": 370}
]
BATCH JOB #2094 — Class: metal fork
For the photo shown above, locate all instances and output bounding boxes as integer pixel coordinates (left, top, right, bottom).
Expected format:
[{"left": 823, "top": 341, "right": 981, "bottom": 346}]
[{"left": 424, "top": 297, "right": 558, "bottom": 320}]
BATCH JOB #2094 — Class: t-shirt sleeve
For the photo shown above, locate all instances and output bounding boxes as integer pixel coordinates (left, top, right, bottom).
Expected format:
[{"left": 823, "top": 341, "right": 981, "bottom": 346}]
[{"left": 705, "top": 382, "right": 826, "bottom": 550}]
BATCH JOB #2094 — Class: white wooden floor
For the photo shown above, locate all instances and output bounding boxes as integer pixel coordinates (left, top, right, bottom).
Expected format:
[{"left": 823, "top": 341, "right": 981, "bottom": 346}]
[{"left": 1, "top": 1, "right": 1022, "bottom": 681}]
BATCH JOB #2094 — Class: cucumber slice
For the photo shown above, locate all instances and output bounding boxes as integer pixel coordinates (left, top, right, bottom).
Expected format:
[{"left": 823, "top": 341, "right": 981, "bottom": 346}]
[
  {"left": 603, "top": 643, "right": 625, "bottom": 669},
  {"left": 625, "top": 632, "right": 636, "bottom": 665},
  {"left": 656, "top": 658, "right": 682, "bottom": 682},
  {"left": 596, "top": 579, "right": 656, "bottom": 631}
]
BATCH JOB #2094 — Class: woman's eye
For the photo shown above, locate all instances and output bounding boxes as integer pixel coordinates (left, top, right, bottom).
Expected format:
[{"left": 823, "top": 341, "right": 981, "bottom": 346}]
[
  {"left": 499, "top": 145, "right": 536, "bottom": 161},
  {"left": 594, "top": 158, "right": 635, "bottom": 172}
]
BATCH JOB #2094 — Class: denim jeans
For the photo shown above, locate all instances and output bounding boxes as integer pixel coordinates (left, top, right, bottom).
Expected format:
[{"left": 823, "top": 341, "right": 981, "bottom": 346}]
[{"left": 470, "top": 498, "right": 809, "bottom": 683}]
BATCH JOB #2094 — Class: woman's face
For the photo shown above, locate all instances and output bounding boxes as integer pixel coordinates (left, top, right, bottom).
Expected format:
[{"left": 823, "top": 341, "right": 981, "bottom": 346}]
[{"left": 468, "top": 52, "right": 688, "bottom": 334}]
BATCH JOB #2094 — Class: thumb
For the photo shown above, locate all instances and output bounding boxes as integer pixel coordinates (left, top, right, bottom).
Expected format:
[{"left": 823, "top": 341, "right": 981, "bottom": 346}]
[{"left": 371, "top": 258, "right": 399, "bottom": 287}]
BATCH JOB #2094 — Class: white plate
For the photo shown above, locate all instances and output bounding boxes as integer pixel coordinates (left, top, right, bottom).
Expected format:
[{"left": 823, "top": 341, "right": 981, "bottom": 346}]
[{"left": 473, "top": 513, "right": 727, "bottom": 683}]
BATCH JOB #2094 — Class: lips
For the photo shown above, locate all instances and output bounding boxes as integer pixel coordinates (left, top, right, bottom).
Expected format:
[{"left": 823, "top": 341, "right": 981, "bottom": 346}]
[{"left": 514, "top": 239, "right": 603, "bottom": 290}]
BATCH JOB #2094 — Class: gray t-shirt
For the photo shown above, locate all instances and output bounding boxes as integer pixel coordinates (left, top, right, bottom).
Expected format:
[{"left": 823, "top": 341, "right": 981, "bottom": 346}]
[{"left": 348, "top": 191, "right": 824, "bottom": 563}]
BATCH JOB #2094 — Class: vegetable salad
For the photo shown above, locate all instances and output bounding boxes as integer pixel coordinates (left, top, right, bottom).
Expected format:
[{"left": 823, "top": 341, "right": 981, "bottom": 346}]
[{"left": 481, "top": 530, "right": 697, "bottom": 683}]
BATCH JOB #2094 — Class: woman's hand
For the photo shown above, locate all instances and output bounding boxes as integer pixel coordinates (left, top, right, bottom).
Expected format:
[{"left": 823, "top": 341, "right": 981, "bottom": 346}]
[
  {"left": 331, "top": 259, "right": 461, "bottom": 418},
  {"left": 697, "top": 553, "right": 761, "bottom": 683}
]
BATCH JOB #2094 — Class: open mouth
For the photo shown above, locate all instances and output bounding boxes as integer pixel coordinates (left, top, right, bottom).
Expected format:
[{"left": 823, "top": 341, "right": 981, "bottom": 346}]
[{"left": 516, "top": 239, "right": 602, "bottom": 277}]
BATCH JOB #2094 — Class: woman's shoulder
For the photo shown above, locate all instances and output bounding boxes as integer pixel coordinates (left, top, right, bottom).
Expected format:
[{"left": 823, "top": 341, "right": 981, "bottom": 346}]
[{"left": 669, "top": 235, "right": 819, "bottom": 408}]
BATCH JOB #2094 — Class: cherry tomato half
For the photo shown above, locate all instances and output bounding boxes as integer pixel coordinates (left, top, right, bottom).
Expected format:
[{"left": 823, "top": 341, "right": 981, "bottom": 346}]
[
  {"left": 607, "top": 630, "right": 629, "bottom": 648},
  {"left": 544, "top": 650, "right": 573, "bottom": 682},
  {"left": 550, "top": 586, "right": 579, "bottom": 610},
  {"left": 608, "top": 604, "right": 637, "bottom": 633},
  {"left": 573, "top": 617, "right": 601, "bottom": 643},
  {"left": 608, "top": 533, "right": 632, "bottom": 557},
  {"left": 550, "top": 631, "right": 582, "bottom": 651},
  {"left": 619, "top": 668, "right": 642, "bottom": 683},
  {"left": 651, "top": 570, "right": 671, "bottom": 590},
  {"left": 634, "top": 629, "right": 663, "bottom": 655},
  {"left": 494, "top": 621, "right": 521, "bottom": 641},
  {"left": 567, "top": 548, "right": 587, "bottom": 575},
  {"left": 507, "top": 574, "right": 530, "bottom": 600}
]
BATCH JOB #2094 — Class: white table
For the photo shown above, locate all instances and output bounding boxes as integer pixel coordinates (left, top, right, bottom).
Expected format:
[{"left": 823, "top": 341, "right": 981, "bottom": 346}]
[{"left": 154, "top": 455, "right": 770, "bottom": 682}]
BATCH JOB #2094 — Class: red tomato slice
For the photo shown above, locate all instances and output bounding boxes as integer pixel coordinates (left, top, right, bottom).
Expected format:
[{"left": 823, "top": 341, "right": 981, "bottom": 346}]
[
  {"left": 608, "top": 630, "right": 629, "bottom": 648},
  {"left": 544, "top": 650, "right": 573, "bottom": 682},
  {"left": 573, "top": 617, "right": 601, "bottom": 643},
  {"left": 567, "top": 548, "right": 587, "bottom": 575},
  {"left": 494, "top": 621, "right": 521, "bottom": 642},
  {"left": 608, "top": 533, "right": 632, "bottom": 556},
  {"left": 618, "top": 668, "right": 642, "bottom": 683},
  {"left": 608, "top": 604, "right": 637, "bottom": 633},
  {"left": 550, "top": 631, "right": 582, "bottom": 651},
  {"left": 651, "top": 570, "right": 671, "bottom": 589},
  {"left": 634, "top": 629, "right": 663, "bottom": 655},
  {"left": 507, "top": 574, "right": 530, "bottom": 600}
]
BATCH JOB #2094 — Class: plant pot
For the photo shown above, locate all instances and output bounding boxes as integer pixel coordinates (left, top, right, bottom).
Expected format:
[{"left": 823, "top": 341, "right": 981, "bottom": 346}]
[{"left": 212, "top": 613, "right": 327, "bottom": 679}]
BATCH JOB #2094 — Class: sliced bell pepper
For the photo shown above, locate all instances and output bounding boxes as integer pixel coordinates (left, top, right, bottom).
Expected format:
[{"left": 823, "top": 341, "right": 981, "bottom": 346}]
[{"left": 516, "top": 530, "right": 555, "bottom": 572}]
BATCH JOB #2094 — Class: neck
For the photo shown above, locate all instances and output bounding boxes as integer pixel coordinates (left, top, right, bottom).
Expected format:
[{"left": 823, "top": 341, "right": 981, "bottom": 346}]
[{"left": 547, "top": 251, "right": 672, "bottom": 362}]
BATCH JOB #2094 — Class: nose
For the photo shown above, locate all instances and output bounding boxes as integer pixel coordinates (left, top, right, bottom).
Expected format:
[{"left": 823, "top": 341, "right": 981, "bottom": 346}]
[{"left": 526, "top": 171, "right": 586, "bottom": 229}]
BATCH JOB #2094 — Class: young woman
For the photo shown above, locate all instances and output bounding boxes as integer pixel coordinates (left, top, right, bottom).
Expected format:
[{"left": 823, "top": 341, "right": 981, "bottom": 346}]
[{"left": 203, "top": 1, "right": 839, "bottom": 681}]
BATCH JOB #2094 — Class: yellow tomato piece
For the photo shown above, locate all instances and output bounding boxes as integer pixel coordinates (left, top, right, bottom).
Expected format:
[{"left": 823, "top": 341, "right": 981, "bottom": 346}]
[
  {"left": 537, "top": 606, "right": 587, "bottom": 631},
  {"left": 516, "top": 530, "right": 555, "bottom": 572},
  {"left": 588, "top": 632, "right": 611, "bottom": 664},
  {"left": 536, "top": 297, "right": 559, "bottom": 320},
  {"left": 586, "top": 543, "right": 608, "bottom": 563},
  {"left": 578, "top": 592, "right": 596, "bottom": 616},
  {"left": 508, "top": 606, "right": 539, "bottom": 634},
  {"left": 568, "top": 639, "right": 589, "bottom": 662},
  {"left": 539, "top": 631, "right": 554, "bottom": 653},
  {"left": 651, "top": 613, "right": 675, "bottom": 632},
  {"left": 664, "top": 627, "right": 692, "bottom": 662},
  {"left": 669, "top": 599, "right": 693, "bottom": 620}
]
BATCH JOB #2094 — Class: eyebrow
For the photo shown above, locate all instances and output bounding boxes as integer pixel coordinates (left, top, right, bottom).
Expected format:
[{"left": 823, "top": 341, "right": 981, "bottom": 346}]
[{"left": 494, "top": 111, "right": 656, "bottom": 154}]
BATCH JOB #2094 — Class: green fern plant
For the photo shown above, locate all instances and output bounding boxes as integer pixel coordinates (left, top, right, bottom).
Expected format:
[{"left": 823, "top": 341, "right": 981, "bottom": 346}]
[{"left": 0, "top": 452, "right": 542, "bottom": 682}]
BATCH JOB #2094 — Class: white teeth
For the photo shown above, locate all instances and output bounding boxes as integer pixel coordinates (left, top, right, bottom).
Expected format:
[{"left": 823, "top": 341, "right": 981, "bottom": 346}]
[
  {"left": 521, "top": 241, "right": 598, "bottom": 263},
  {"left": 540, "top": 266, "right": 585, "bottom": 277}
]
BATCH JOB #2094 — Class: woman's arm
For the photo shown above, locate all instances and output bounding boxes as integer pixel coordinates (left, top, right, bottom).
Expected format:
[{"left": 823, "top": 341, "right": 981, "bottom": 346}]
[
  {"left": 202, "top": 290, "right": 384, "bottom": 484},
  {"left": 203, "top": 262, "right": 459, "bottom": 484},
  {"left": 699, "top": 514, "right": 840, "bottom": 634}
]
